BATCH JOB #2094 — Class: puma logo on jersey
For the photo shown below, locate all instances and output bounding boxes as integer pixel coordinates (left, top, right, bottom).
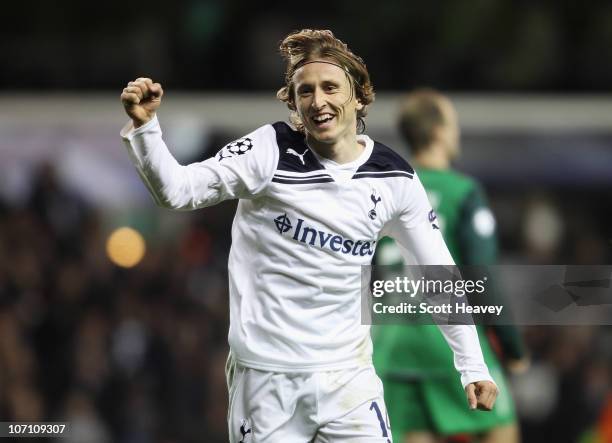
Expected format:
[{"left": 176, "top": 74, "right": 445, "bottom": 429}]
[
  {"left": 369, "top": 190, "right": 382, "bottom": 220},
  {"left": 239, "top": 419, "right": 252, "bottom": 443},
  {"left": 286, "top": 148, "right": 308, "bottom": 165}
]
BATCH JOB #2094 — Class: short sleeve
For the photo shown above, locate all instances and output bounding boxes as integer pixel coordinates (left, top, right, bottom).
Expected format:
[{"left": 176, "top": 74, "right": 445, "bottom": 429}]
[{"left": 457, "top": 185, "right": 497, "bottom": 265}]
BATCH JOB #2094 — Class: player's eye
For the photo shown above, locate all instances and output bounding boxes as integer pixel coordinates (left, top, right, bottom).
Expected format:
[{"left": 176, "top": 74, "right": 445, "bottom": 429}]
[
  {"left": 297, "top": 86, "right": 313, "bottom": 97},
  {"left": 325, "top": 85, "right": 338, "bottom": 92}
]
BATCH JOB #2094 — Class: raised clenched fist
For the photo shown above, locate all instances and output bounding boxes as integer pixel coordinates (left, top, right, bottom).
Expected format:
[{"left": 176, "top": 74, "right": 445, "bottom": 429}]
[{"left": 120, "top": 77, "right": 164, "bottom": 128}]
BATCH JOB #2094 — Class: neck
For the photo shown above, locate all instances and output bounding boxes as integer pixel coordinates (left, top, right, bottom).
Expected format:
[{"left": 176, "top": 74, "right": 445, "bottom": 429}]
[
  {"left": 413, "top": 143, "right": 450, "bottom": 170},
  {"left": 305, "top": 132, "right": 364, "bottom": 164}
]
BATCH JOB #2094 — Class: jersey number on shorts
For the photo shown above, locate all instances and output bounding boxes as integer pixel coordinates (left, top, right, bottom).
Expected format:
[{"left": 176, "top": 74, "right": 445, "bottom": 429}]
[{"left": 369, "top": 401, "right": 391, "bottom": 442}]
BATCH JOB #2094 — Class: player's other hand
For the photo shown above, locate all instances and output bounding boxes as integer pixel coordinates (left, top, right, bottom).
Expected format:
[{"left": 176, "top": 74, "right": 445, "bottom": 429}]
[
  {"left": 465, "top": 380, "right": 498, "bottom": 411},
  {"left": 121, "top": 77, "right": 163, "bottom": 128}
]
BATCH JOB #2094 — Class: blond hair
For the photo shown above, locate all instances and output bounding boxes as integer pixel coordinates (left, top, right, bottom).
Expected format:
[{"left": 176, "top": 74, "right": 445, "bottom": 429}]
[
  {"left": 398, "top": 88, "right": 456, "bottom": 153},
  {"left": 276, "top": 29, "right": 375, "bottom": 132}
]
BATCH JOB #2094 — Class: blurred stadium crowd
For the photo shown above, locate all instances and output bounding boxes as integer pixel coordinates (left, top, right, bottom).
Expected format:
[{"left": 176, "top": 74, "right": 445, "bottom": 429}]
[{"left": 0, "top": 163, "right": 234, "bottom": 443}]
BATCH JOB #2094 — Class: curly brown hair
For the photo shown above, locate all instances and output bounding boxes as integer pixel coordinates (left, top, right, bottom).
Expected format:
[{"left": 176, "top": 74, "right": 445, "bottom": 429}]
[{"left": 276, "top": 29, "right": 375, "bottom": 133}]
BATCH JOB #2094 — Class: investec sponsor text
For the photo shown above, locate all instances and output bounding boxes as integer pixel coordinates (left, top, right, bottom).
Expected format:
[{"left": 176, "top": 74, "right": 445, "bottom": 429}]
[{"left": 274, "top": 213, "right": 376, "bottom": 256}]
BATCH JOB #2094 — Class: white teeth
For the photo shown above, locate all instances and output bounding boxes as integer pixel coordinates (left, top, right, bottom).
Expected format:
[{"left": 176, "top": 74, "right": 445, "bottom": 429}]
[{"left": 313, "top": 114, "right": 333, "bottom": 122}]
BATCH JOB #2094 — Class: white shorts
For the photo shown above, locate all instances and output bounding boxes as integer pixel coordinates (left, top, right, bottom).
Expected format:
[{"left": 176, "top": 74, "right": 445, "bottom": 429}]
[{"left": 226, "top": 356, "right": 393, "bottom": 442}]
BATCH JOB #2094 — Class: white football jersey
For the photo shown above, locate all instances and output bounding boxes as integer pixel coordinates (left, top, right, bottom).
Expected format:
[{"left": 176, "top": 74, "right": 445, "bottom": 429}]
[{"left": 122, "top": 116, "right": 493, "bottom": 387}]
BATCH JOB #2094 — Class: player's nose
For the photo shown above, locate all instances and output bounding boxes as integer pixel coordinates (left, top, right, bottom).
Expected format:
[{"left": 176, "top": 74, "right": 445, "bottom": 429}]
[{"left": 311, "top": 87, "right": 326, "bottom": 110}]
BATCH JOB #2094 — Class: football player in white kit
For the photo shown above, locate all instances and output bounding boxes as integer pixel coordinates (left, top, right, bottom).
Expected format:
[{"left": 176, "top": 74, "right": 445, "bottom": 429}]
[{"left": 120, "top": 29, "right": 498, "bottom": 442}]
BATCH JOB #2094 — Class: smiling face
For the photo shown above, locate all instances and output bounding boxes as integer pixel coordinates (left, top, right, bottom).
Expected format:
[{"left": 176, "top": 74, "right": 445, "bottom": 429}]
[{"left": 292, "top": 61, "right": 364, "bottom": 147}]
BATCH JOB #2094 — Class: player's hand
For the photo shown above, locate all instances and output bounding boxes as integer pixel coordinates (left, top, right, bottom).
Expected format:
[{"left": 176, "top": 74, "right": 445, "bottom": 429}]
[
  {"left": 121, "top": 77, "right": 164, "bottom": 128},
  {"left": 465, "top": 380, "right": 498, "bottom": 411}
]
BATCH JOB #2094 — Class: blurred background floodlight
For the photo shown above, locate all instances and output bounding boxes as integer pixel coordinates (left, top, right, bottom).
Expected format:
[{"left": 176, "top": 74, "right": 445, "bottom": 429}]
[{"left": 105, "top": 226, "right": 146, "bottom": 268}]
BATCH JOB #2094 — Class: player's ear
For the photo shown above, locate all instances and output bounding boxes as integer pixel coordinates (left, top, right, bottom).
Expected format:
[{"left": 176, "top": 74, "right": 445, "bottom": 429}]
[
  {"left": 356, "top": 99, "right": 364, "bottom": 111},
  {"left": 432, "top": 125, "right": 446, "bottom": 145}
]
